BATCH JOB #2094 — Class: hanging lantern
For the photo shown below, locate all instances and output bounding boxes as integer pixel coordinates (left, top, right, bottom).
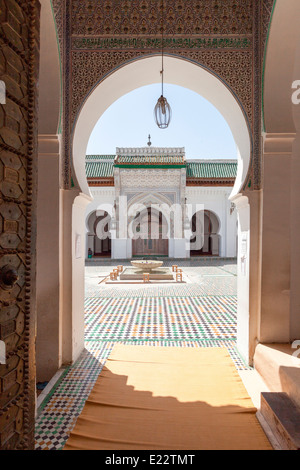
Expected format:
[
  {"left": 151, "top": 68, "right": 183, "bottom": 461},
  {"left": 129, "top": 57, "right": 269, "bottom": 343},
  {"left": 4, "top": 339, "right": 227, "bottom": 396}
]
[
  {"left": 154, "top": 0, "right": 172, "bottom": 129},
  {"left": 154, "top": 95, "right": 172, "bottom": 129}
]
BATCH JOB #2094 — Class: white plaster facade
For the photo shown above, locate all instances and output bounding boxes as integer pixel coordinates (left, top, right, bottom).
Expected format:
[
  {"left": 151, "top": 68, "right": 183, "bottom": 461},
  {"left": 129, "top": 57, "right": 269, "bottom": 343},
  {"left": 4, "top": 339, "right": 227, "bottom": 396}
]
[{"left": 85, "top": 148, "right": 237, "bottom": 260}]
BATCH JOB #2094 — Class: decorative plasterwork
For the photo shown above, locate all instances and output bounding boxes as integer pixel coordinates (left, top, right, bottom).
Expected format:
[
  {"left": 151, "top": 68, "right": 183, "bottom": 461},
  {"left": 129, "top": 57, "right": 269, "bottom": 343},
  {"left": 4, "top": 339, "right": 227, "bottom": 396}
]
[
  {"left": 71, "top": 49, "right": 253, "bottom": 126},
  {"left": 126, "top": 191, "right": 176, "bottom": 205},
  {"left": 87, "top": 178, "right": 235, "bottom": 188},
  {"left": 89, "top": 187, "right": 115, "bottom": 197},
  {"left": 186, "top": 187, "right": 233, "bottom": 197},
  {"left": 119, "top": 169, "right": 182, "bottom": 188},
  {"left": 117, "top": 147, "right": 185, "bottom": 156},
  {"left": 51, "top": 0, "right": 276, "bottom": 191},
  {"left": 262, "top": 0, "right": 276, "bottom": 44},
  {"left": 126, "top": 191, "right": 175, "bottom": 203},
  {"left": 71, "top": 0, "right": 254, "bottom": 37}
]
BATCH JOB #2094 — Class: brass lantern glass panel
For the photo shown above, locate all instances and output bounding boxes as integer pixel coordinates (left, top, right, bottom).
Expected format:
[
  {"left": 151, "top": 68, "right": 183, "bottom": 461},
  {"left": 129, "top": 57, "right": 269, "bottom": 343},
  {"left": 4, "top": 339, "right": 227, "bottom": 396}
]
[{"left": 154, "top": 95, "right": 172, "bottom": 129}]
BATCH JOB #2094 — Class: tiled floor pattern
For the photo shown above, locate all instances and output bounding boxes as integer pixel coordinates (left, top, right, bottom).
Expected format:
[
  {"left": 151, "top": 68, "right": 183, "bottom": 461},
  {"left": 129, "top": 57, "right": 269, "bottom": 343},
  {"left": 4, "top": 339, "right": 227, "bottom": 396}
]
[
  {"left": 35, "top": 260, "right": 241, "bottom": 451},
  {"left": 85, "top": 296, "right": 237, "bottom": 341},
  {"left": 85, "top": 279, "right": 237, "bottom": 298}
]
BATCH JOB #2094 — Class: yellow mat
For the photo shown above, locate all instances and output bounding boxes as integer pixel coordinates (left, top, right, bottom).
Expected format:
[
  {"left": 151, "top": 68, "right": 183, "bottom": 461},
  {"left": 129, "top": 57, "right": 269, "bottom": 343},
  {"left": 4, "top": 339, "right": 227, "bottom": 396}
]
[{"left": 64, "top": 345, "right": 272, "bottom": 450}]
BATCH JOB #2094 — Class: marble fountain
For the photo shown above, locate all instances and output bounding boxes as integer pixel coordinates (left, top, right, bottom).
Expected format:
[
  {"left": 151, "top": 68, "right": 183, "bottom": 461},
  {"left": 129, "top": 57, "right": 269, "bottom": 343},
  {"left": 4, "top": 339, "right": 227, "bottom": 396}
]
[{"left": 119, "top": 260, "right": 174, "bottom": 281}]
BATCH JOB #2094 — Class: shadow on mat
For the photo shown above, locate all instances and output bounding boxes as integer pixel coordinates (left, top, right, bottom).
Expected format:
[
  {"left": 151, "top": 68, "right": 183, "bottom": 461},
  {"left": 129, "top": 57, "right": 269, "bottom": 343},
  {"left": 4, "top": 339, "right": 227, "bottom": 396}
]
[{"left": 63, "top": 364, "right": 272, "bottom": 451}]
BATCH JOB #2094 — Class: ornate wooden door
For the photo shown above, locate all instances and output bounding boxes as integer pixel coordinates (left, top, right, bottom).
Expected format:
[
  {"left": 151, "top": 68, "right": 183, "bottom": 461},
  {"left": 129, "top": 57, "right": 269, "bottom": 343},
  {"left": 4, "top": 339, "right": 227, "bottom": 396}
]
[{"left": 0, "top": 0, "right": 40, "bottom": 450}]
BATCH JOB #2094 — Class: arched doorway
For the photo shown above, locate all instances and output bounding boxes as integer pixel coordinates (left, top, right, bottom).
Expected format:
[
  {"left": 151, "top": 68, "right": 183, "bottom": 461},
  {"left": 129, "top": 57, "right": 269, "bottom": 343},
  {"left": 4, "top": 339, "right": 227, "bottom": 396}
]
[
  {"left": 72, "top": 56, "right": 251, "bottom": 197},
  {"left": 71, "top": 55, "right": 252, "bottom": 363},
  {"left": 94, "top": 212, "right": 111, "bottom": 257},
  {"left": 86, "top": 211, "right": 112, "bottom": 258},
  {"left": 190, "top": 210, "right": 220, "bottom": 257},
  {"left": 132, "top": 208, "right": 169, "bottom": 257}
]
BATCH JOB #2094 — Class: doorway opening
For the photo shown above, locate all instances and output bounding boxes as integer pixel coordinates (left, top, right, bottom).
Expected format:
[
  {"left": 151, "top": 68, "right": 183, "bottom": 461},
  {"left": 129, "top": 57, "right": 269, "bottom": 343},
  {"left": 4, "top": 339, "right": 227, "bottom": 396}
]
[
  {"left": 190, "top": 210, "right": 220, "bottom": 257},
  {"left": 132, "top": 207, "right": 169, "bottom": 257},
  {"left": 86, "top": 210, "right": 112, "bottom": 258},
  {"left": 72, "top": 55, "right": 252, "bottom": 366}
]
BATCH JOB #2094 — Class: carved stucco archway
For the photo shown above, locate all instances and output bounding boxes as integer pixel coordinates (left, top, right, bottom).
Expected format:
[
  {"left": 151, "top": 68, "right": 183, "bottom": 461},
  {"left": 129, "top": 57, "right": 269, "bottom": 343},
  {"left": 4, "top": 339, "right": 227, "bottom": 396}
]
[
  {"left": 71, "top": 54, "right": 254, "bottom": 362},
  {"left": 190, "top": 209, "right": 221, "bottom": 256},
  {"left": 127, "top": 191, "right": 174, "bottom": 231},
  {"left": 72, "top": 55, "right": 252, "bottom": 198},
  {"left": 44, "top": 0, "right": 276, "bottom": 369}
]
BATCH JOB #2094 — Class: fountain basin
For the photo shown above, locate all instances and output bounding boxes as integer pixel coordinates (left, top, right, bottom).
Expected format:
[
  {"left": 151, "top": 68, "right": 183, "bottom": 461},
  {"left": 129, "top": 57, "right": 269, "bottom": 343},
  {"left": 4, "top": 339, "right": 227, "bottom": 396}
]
[{"left": 131, "top": 260, "right": 164, "bottom": 272}]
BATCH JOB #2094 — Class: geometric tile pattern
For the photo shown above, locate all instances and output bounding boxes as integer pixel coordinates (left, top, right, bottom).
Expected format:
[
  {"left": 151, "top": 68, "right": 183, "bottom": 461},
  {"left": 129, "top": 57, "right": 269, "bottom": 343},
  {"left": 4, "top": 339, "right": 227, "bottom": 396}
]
[
  {"left": 85, "top": 296, "right": 237, "bottom": 341},
  {"left": 35, "top": 345, "right": 108, "bottom": 451},
  {"left": 35, "top": 260, "right": 242, "bottom": 450},
  {"left": 85, "top": 278, "right": 237, "bottom": 298}
]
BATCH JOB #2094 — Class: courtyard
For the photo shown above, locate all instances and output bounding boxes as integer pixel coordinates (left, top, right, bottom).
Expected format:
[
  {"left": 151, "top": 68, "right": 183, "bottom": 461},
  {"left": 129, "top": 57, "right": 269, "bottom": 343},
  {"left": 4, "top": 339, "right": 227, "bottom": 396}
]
[{"left": 34, "top": 258, "right": 255, "bottom": 451}]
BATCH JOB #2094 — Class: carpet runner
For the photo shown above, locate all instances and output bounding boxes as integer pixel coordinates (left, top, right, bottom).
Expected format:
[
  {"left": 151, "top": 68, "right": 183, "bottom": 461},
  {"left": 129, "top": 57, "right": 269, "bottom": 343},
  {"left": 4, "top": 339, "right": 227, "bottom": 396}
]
[{"left": 64, "top": 345, "right": 272, "bottom": 450}]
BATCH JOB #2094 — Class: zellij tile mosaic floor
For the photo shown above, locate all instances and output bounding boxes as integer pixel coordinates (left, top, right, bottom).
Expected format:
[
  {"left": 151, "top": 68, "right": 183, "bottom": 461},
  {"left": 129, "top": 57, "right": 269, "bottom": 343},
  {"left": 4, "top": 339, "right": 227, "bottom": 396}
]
[{"left": 35, "top": 259, "right": 247, "bottom": 451}]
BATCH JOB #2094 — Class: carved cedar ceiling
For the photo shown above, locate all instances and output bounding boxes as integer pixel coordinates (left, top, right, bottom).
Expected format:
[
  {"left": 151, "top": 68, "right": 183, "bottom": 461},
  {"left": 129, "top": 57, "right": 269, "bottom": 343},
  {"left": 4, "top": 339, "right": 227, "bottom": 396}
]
[{"left": 51, "top": 0, "right": 276, "bottom": 189}]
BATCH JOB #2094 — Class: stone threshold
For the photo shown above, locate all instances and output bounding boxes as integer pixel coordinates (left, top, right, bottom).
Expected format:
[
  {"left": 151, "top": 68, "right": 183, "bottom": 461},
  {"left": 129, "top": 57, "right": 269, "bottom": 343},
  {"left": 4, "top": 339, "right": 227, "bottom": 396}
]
[
  {"left": 254, "top": 343, "right": 300, "bottom": 450},
  {"left": 254, "top": 343, "right": 300, "bottom": 409}
]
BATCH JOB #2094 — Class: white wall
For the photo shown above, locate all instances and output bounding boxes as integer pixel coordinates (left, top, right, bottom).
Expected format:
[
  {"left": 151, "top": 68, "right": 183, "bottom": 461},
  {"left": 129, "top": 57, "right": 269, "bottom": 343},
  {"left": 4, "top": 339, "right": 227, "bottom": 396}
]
[
  {"left": 72, "top": 194, "right": 92, "bottom": 361},
  {"left": 86, "top": 184, "right": 236, "bottom": 259},
  {"left": 186, "top": 187, "right": 237, "bottom": 258}
]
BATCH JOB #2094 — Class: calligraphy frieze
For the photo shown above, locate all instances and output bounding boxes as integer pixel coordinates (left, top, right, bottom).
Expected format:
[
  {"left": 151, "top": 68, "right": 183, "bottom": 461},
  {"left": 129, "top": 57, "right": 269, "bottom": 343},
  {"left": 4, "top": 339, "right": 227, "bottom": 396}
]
[{"left": 72, "top": 36, "right": 252, "bottom": 51}]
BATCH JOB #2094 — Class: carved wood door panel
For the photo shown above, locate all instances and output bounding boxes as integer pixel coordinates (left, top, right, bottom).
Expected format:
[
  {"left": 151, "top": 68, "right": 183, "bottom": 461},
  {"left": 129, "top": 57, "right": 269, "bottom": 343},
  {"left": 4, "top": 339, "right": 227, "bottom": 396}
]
[{"left": 0, "top": 0, "right": 40, "bottom": 450}]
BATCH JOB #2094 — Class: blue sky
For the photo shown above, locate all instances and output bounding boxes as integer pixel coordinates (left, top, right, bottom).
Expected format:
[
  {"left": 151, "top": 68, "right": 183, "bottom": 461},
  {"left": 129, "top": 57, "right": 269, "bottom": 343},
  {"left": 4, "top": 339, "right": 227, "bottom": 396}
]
[{"left": 87, "top": 84, "right": 238, "bottom": 160}]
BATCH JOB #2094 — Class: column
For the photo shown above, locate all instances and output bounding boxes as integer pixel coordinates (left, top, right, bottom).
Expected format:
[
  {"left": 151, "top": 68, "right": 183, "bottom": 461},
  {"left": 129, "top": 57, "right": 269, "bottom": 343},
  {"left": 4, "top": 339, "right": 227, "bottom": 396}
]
[
  {"left": 36, "top": 134, "right": 61, "bottom": 382},
  {"left": 232, "top": 188, "right": 262, "bottom": 365},
  {"left": 259, "top": 133, "right": 295, "bottom": 343}
]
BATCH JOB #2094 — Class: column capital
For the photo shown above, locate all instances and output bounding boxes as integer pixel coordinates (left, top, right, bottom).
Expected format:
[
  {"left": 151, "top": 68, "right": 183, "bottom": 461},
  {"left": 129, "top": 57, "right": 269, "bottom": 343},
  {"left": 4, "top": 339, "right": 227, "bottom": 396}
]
[
  {"left": 38, "top": 134, "right": 61, "bottom": 155},
  {"left": 263, "top": 132, "right": 296, "bottom": 154}
]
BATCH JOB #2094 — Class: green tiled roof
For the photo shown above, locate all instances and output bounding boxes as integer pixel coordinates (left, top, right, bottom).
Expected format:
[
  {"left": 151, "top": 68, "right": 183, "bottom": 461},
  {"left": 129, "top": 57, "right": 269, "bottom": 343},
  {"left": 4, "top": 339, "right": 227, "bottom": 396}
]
[
  {"left": 187, "top": 160, "right": 237, "bottom": 179},
  {"left": 85, "top": 156, "right": 237, "bottom": 179},
  {"left": 86, "top": 155, "right": 115, "bottom": 160},
  {"left": 86, "top": 156, "right": 115, "bottom": 178}
]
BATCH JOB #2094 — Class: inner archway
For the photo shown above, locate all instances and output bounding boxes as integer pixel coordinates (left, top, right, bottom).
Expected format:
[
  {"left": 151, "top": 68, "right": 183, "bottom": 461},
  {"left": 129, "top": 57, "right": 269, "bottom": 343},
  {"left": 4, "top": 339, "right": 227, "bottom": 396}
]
[
  {"left": 72, "top": 55, "right": 252, "bottom": 364},
  {"left": 86, "top": 211, "right": 112, "bottom": 258},
  {"left": 72, "top": 55, "right": 251, "bottom": 197},
  {"left": 132, "top": 207, "right": 169, "bottom": 258}
]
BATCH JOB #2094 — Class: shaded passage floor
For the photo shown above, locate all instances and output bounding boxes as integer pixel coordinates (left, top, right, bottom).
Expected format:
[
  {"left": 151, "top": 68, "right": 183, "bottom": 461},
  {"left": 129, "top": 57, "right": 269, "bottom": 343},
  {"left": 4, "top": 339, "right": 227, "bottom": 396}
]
[{"left": 35, "top": 259, "right": 248, "bottom": 450}]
